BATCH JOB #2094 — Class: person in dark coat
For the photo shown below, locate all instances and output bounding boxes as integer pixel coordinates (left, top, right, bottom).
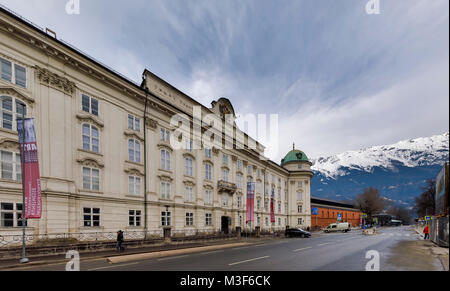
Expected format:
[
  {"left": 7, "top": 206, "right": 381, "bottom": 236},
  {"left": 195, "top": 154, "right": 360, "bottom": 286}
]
[{"left": 117, "top": 230, "right": 124, "bottom": 252}]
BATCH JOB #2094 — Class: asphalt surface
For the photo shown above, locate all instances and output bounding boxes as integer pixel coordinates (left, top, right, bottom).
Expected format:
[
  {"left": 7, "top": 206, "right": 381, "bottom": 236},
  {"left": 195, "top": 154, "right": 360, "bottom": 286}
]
[{"left": 4, "top": 226, "right": 442, "bottom": 271}]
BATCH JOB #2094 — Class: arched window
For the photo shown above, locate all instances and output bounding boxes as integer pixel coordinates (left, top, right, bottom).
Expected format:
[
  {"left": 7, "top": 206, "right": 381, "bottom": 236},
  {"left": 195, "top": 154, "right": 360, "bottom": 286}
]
[
  {"left": 1, "top": 96, "right": 27, "bottom": 131},
  {"left": 185, "top": 157, "right": 193, "bottom": 176},
  {"left": 128, "top": 139, "right": 141, "bottom": 163},
  {"left": 160, "top": 149, "right": 170, "bottom": 170},
  {"left": 82, "top": 123, "right": 99, "bottom": 153}
]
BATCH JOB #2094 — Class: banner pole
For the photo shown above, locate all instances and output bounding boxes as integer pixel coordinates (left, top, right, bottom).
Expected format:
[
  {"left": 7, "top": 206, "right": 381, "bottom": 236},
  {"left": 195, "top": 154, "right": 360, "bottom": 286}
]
[{"left": 19, "top": 105, "right": 29, "bottom": 264}]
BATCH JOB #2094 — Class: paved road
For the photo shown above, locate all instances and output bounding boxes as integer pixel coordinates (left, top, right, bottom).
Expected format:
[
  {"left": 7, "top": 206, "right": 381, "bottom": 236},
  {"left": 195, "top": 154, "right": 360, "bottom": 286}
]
[{"left": 6, "top": 226, "right": 441, "bottom": 271}]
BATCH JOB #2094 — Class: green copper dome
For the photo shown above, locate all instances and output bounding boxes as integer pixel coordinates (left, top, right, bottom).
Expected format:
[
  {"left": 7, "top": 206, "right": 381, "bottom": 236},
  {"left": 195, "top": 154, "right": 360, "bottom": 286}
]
[{"left": 281, "top": 150, "right": 309, "bottom": 166}]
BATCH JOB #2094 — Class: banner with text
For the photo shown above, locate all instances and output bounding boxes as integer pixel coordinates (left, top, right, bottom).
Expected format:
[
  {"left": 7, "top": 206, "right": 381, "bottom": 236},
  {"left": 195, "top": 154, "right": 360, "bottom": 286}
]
[
  {"left": 270, "top": 187, "right": 275, "bottom": 223},
  {"left": 17, "top": 118, "right": 42, "bottom": 219},
  {"left": 246, "top": 182, "right": 255, "bottom": 224}
]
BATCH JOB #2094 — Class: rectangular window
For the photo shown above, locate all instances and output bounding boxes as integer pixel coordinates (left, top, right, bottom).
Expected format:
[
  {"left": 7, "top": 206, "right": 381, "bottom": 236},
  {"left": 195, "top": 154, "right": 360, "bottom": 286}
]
[
  {"left": 222, "top": 169, "right": 229, "bottom": 182},
  {"left": 205, "top": 190, "right": 212, "bottom": 205},
  {"left": 128, "top": 114, "right": 141, "bottom": 132},
  {"left": 160, "top": 150, "right": 170, "bottom": 170},
  {"left": 298, "top": 181, "right": 303, "bottom": 188},
  {"left": 205, "top": 163, "right": 212, "bottom": 180},
  {"left": 205, "top": 148, "right": 212, "bottom": 159},
  {"left": 297, "top": 191, "right": 303, "bottom": 201},
  {"left": 264, "top": 200, "right": 269, "bottom": 212},
  {"left": 247, "top": 165, "right": 252, "bottom": 176},
  {"left": 298, "top": 205, "right": 303, "bottom": 213},
  {"left": 185, "top": 186, "right": 194, "bottom": 202},
  {"left": 161, "top": 211, "right": 171, "bottom": 226},
  {"left": 83, "top": 208, "right": 100, "bottom": 227},
  {"left": 265, "top": 217, "right": 269, "bottom": 226},
  {"left": 205, "top": 213, "right": 212, "bottom": 226},
  {"left": 128, "top": 176, "right": 141, "bottom": 195},
  {"left": 160, "top": 181, "right": 170, "bottom": 200},
  {"left": 185, "top": 158, "right": 193, "bottom": 176},
  {"left": 298, "top": 218, "right": 303, "bottom": 225},
  {"left": 237, "top": 160, "right": 242, "bottom": 171},
  {"left": 237, "top": 174, "right": 242, "bottom": 189},
  {"left": 257, "top": 216, "right": 261, "bottom": 226},
  {"left": 128, "top": 210, "right": 142, "bottom": 227},
  {"left": 0, "top": 202, "right": 25, "bottom": 227},
  {"left": 185, "top": 139, "right": 193, "bottom": 152},
  {"left": 14, "top": 64, "right": 26, "bottom": 88},
  {"left": 82, "top": 94, "right": 99, "bottom": 116},
  {"left": 1, "top": 151, "right": 21, "bottom": 181},
  {"left": 1, "top": 58, "right": 12, "bottom": 82},
  {"left": 237, "top": 196, "right": 242, "bottom": 208},
  {"left": 186, "top": 213, "right": 194, "bottom": 226},
  {"left": 222, "top": 154, "right": 228, "bottom": 165},
  {"left": 257, "top": 199, "right": 261, "bottom": 210},
  {"left": 82, "top": 167, "right": 100, "bottom": 191},
  {"left": 160, "top": 128, "right": 170, "bottom": 142},
  {"left": 222, "top": 194, "right": 228, "bottom": 206}
]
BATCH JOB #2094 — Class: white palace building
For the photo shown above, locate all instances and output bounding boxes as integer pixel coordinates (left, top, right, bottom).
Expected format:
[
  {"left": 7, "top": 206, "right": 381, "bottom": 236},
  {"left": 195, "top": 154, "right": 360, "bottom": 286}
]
[{"left": 0, "top": 6, "right": 313, "bottom": 241}]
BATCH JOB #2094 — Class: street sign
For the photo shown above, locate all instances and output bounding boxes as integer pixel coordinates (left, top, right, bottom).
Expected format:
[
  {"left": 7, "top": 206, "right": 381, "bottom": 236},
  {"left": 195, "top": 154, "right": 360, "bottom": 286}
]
[
  {"left": 312, "top": 208, "right": 319, "bottom": 215},
  {"left": 362, "top": 213, "right": 367, "bottom": 218},
  {"left": 425, "top": 216, "right": 432, "bottom": 221}
]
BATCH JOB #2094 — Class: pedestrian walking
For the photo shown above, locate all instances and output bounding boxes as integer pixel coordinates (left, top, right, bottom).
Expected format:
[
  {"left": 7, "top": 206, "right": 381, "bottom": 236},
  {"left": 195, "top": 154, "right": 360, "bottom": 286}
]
[
  {"left": 423, "top": 225, "right": 430, "bottom": 240},
  {"left": 117, "top": 230, "right": 125, "bottom": 252}
]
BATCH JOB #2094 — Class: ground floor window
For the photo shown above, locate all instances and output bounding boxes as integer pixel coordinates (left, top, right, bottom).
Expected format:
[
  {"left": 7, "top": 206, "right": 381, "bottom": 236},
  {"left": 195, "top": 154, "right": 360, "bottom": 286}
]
[
  {"left": 186, "top": 212, "right": 194, "bottom": 226},
  {"left": 0, "top": 150, "right": 21, "bottom": 181},
  {"left": 161, "top": 211, "right": 171, "bottom": 226},
  {"left": 83, "top": 207, "right": 100, "bottom": 227},
  {"left": 129, "top": 210, "right": 141, "bottom": 227},
  {"left": 205, "top": 213, "right": 212, "bottom": 226},
  {"left": 298, "top": 218, "right": 303, "bottom": 225},
  {"left": 0, "top": 202, "right": 25, "bottom": 227}
]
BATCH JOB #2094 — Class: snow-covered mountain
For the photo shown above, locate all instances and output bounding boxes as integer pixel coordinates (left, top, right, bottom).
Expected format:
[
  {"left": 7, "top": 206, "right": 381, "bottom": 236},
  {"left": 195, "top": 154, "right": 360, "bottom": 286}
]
[{"left": 310, "top": 132, "right": 449, "bottom": 206}]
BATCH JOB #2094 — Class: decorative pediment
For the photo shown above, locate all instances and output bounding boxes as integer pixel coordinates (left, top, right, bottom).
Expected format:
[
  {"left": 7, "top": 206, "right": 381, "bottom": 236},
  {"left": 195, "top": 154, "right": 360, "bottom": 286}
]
[
  {"left": 0, "top": 86, "right": 34, "bottom": 105},
  {"left": 157, "top": 143, "right": 173, "bottom": 152},
  {"left": 203, "top": 184, "right": 214, "bottom": 190},
  {"left": 145, "top": 118, "right": 158, "bottom": 130},
  {"left": 158, "top": 174, "right": 173, "bottom": 182},
  {"left": 76, "top": 113, "right": 104, "bottom": 129},
  {"left": 124, "top": 167, "right": 144, "bottom": 176},
  {"left": 0, "top": 138, "right": 19, "bottom": 151},
  {"left": 183, "top": 179, "right": 196, "bottom": 186},
  {"left": 182, "top": 152, "right": 196, "bottom": 160},
  {"left": 124, "top": 130, "right": 144, "bottom": 142},
  {"left": 34, "top": 65, "right": 76, "bottom": 95},
  {"left": 76, "top": 157, "right": 104, "bottom": 168}
]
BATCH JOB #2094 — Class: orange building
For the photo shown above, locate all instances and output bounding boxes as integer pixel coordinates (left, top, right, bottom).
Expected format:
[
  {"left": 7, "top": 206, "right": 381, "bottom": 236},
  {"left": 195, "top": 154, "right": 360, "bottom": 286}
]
[{"left": 311, "top": 197, "right": 362, "bottom": 229}]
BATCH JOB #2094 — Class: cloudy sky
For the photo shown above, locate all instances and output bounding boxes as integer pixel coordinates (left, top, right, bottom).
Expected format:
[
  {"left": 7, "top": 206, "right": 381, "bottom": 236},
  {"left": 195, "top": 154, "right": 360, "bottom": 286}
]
[{"left": 1, "top": 0, "right": 448, "bottom": 162}]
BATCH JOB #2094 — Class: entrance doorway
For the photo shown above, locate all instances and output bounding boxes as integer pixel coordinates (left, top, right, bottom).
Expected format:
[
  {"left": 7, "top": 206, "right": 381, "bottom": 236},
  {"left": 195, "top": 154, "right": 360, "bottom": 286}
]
[{"left": 221, "top": 216, "right": 231, "bottom": 234}]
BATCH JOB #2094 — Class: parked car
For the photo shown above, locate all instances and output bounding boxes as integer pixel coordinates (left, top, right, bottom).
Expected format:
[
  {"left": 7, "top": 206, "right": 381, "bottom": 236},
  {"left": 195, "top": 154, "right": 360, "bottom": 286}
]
[
  {"left": 324, "top": 222, "right": 351, "bottom": 233},
  {"left": 285, "top": 228, "right": 311, "bottom": 238}
]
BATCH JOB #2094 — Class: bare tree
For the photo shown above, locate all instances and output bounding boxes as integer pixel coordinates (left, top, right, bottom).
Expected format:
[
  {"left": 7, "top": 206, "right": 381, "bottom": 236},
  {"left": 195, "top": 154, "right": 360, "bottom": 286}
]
[
  {"left": 414, "top": 179, "right": 435, "bottom": 218},
  {"left": 355, "top": 187, "right": 386, "bottom": 220},
  {"left": 387, "top": 205, "right": 413, "bottom": 225}
]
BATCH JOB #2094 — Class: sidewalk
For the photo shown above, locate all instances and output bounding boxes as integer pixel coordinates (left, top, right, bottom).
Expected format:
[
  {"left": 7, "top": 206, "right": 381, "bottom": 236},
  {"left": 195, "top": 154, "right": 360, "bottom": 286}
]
[
  {"left": 0, "top": 238, "right": 258, "bottom": 270},
  {"left": 412, "top": 226, "right": 449, "bottom": 271}
]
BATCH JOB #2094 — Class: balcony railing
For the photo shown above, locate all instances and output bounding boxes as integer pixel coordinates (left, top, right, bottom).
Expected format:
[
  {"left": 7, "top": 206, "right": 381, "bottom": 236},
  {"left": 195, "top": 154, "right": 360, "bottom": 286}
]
[{"left": 217, "top": 180, "right": 237, "bottom": 194}]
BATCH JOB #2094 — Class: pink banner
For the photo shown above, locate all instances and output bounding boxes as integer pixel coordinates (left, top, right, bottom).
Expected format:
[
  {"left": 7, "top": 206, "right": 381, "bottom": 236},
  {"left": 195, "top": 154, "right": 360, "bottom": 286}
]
[
  {"left": 17, "top": 118, "right": 42, "bottom": 219},
  {"left": 246, "top": 182, "right": 255, "bottom": 224},
  {"left": 270, "top": 187, "right": 275, "bottom": 223}
]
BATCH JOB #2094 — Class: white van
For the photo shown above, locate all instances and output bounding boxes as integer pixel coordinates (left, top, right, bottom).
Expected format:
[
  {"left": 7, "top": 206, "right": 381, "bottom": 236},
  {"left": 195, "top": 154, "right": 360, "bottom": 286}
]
[{"left": 324, "top": 222, "right": 351, "bottom": 233}]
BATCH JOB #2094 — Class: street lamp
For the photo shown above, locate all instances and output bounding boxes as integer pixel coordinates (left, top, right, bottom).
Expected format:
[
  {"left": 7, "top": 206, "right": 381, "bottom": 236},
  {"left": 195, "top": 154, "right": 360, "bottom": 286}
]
[{"left": 18, "top": 103, "right": 29, "bottom": 264}]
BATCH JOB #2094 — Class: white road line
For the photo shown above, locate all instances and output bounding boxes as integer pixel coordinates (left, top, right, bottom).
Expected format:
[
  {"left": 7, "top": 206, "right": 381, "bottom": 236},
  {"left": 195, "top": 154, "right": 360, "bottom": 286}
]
[
  {"left": 88, "top": 262, "right": 139, "bottom": 271},
  {"left": 157, "top": 255, "right": 189, "bottom": 261},
  {"left": 229, "top": 256, "right": 270, "bottom": 266},
  {"left": 318, "top": 242, "right": 332, "bottom": 246},
  {"left": 293, "top": 247, "right": 313, "bottom": 252},
  {"left": 201, "top": 250, "right": 224, "bottom": 255}
]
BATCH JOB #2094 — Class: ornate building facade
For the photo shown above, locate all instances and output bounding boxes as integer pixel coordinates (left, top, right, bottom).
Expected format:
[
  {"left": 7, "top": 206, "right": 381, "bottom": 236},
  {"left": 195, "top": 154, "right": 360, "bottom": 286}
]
[{"left": 0, "top": 6, "right": 313, "bottom": 239}]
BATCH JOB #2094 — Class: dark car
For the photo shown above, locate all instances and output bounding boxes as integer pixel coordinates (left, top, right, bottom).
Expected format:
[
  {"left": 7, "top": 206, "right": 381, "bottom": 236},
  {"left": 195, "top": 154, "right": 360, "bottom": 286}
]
[{"left": 285, "top": 228, "right": 311, "bottom": 238}]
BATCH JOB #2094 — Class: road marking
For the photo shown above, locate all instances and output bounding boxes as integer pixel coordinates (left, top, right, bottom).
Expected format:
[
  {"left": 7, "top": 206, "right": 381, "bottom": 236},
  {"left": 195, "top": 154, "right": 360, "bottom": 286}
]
[
  {"left": 232, "top": 246, "right": 249, "bottom": 250},
  {"left": 318, "top": 242, "right": 332, "bottom": 246},
  {"left": 293, "top": 247, "right": 313, "bottom": 252},
  {"left": 88, "top": 262, "right": 139, "bottom": 271},
  {"left": 157, "top": 255, "right": 189, "bottom": 261},
  {"left": 229, "top": 256, "right": 270, "bottom": 266},
  {"left": 201, "top": 250, "right": 224, "bottom": 255}
]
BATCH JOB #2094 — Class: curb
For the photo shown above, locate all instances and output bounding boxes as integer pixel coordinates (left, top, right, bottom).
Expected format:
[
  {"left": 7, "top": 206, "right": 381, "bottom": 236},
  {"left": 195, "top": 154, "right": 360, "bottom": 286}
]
[{"left": 107, "top": 242, "right": 250, "bottom": 264}]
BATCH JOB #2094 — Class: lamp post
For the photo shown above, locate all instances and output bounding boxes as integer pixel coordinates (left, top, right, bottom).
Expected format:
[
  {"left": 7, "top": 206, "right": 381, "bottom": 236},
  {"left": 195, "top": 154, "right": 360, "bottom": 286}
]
[{"left": 19, "top": 104, "right": 29, "bottom": 264}]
